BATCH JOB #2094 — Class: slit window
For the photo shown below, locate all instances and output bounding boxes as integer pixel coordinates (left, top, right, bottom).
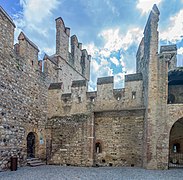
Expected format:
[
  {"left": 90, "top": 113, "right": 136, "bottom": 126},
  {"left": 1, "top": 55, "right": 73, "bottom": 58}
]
[
  {"left": 173, "top": 143, "right": 180, "bottom": 153},
  {"left": 132, "top": 91, "right": 136, "bottom": 99},
  {"left": 96, "top": 142, "right": 102, "bottom": 154}
]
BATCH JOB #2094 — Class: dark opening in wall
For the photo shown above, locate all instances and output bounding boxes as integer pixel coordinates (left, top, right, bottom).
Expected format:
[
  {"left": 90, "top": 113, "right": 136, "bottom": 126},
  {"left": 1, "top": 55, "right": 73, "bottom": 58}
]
[
  {"left": 78, "top": 97, "right": 81, "bottom": 103},
  {"left": 109, "top": 163, "right": 113, "bottom": 167},
  {"left": 168, "top": 94, "right": 175, "bottom": 104},
  {"left": 90, "top": 97, "right": 95, "bottom": 102},
  {"left": 31, "top": 60, "right": 34, "bottom": 66},
  {"left": 173, "top": 143, "right": 180, "bottom": 153},
  {"left": 132, "top": 91, "right": 136, "bottom": 99},
  {"left": 102, "top": 159, "right": 106, "bottom": 163},
  {"left": 95, "top": 142, "right": 102, "bottom": 154}
]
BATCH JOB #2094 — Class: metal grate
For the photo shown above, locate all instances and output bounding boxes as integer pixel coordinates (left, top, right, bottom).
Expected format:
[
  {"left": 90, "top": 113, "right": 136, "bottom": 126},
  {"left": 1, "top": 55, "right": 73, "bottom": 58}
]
[{"left": 169, "top": 153, "right": 183, "bottom": 168}]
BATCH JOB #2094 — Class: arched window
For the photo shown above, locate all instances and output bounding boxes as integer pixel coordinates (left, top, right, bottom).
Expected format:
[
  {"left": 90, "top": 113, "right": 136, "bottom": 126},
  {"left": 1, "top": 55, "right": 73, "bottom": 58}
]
[{"left": 95, "top": 142, "right": 102, "bottom": 153}]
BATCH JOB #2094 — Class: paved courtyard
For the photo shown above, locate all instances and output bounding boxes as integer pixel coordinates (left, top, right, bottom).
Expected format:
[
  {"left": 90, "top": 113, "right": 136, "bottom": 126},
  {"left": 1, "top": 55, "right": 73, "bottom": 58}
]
[{"left": 1, "top": 165, "right": 183, "bottom": 180}]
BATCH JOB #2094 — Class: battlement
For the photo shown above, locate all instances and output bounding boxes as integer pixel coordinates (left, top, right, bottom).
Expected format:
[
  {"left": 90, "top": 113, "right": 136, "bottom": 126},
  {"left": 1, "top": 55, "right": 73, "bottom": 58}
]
[
  {"left": 97, "top": 76, "right": 114, "bottom": 85},
  {"left": 0, "top": 6, "right": 16, "bottom": 53},
  {"left": 160, "top": 45, "right": 177, "bottom": 54},
  {"left": 54, "top": 17, "right": 91, "bottom": 81},
  {"left": 71, "top": 80, "right": 87, "bottom": 87},
  {"left": 125, "top": 73, "right": 143, "bottom": 82},
  {"left": 160, "top": 45, "right": 177, "bottom": 70}
]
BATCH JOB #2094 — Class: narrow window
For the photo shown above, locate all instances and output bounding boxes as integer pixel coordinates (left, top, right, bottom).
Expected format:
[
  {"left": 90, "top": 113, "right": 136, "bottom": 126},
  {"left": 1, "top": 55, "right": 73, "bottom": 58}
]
[
  {"left": 96, "top": 142, "right": 102, "bottom": 153},
  {"left": 132, "top": 91, "right": 136, "bottom": 99},
  {"left": 78, "top": 97, "right": 81, "bottom": 103},
  {"left": 31, "top": 60, "right": 34, "bottom": 66},
  {"left": 173, "top": 143, "right": 180, "bottom": 153}
]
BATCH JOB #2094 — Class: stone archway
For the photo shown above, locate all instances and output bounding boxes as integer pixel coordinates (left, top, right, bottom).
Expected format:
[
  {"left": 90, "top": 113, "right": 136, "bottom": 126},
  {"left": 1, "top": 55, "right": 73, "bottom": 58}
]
[
  {"left": 169, "top": 117, "right": 183, "bottom": 168},
  {"left": 27, "top": 132, "right": 36, "bottom": 158}
]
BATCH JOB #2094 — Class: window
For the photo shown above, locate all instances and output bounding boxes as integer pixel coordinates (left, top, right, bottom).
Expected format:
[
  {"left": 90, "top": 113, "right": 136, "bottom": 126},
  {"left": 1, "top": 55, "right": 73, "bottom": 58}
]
[
  {"left": 90, "top": 97, "right": 95, "bottom": 103},
  {"left": 31, "top": 60, "right": 34, "bottom": 66},
  {"left": 173, "top": 143, "right": 180, "bottom": 153},
  {"left": 78, "top": 97, "right": 81, "bottom": 103},
  {"left": 132, "top": 91, "right": 136, "bottom": 99},
  {"left": 95, "top": 142, "right": 102, "bottom": 154}
]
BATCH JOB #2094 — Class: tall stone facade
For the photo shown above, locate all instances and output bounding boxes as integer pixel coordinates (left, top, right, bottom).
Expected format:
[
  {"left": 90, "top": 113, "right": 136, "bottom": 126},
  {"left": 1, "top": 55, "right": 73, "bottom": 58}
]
[{"left": 0, "top": 4, "right": 183, "bottom": 171}]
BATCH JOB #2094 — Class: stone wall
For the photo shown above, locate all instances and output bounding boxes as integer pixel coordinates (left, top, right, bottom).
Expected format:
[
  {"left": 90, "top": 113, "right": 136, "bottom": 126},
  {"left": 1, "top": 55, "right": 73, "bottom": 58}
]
[
  {"left": 0, "top": 6, "right": 49, "bottom": 170},
  {"left": 47, "top": 113, "right": 94, "bottom": 166},
  {"left": 0, "top": 6, "right": 15, "bottom": 54},
  {"left": 0, "top": 49, "right": 48, "bottom": 170},
  {"left": 168, "top": 85, "right": 183, "bottom": 103},
  {"left": 94, "top": 109, "right": 144, "bottom": 167}
]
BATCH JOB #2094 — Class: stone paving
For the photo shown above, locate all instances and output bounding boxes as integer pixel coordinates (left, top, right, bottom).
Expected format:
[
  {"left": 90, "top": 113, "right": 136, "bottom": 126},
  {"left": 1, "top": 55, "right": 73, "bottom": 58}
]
[{"left": 1, "top": 166, "right": 183, "bottom": 180}]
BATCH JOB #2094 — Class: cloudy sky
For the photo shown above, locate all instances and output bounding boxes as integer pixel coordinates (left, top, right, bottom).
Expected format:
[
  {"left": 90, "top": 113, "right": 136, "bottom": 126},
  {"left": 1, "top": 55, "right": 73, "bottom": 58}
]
[{"left": 1, "top": 0, "right": 183, "bottom": 90}]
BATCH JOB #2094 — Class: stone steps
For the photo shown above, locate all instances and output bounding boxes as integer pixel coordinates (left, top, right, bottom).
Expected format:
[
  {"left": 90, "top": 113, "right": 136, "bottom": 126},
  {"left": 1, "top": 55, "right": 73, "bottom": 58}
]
[{"left": 27, "top": 158, "right": 45, "bottom": 167}]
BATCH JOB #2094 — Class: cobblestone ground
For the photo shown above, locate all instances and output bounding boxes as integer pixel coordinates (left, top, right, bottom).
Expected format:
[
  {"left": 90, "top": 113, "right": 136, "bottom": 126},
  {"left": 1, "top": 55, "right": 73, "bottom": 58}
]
[{"left": 1, "top": 165, "right": 183, "bottom": 180}]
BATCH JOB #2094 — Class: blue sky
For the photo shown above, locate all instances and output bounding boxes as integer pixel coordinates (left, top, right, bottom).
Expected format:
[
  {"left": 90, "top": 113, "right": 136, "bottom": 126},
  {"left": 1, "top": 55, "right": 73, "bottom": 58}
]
[{"left": 1, "top": 0, "right": 183, "bottom": 90}]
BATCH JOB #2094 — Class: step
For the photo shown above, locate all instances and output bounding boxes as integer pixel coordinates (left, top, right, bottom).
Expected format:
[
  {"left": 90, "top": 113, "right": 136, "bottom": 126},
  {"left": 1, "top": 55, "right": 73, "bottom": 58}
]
[
  {"left": 27, "top": 160, "right": 42, "bottom": 164},
  {"left": 29, "top": 162, "right": 45, "bottom": 167},
  {"left": 27, "top": 158, "right": 39, "bottom": 162}
]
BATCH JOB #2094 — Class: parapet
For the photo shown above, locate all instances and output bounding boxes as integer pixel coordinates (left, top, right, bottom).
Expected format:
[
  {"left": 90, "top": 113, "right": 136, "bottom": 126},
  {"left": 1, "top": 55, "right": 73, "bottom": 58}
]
[
  {"left": 0, "top": 6, "right": 16, "bottom": 53},
  {"left": 44, "top": 54, "right": 58, "bottom": 66},
  {"left": 97, "top": 76, "right": 114, "bottom": 85},
  {"left": 0, "top": 6, "right": 16, "bottom": 28},
  {"left": 55, "top": 17, "right": 70, "bottom": 37},
  {"left": 160, "top": 45, "right": 177, "bottom": 54},
  {"left": 18, "top": 32, "right": 39, "bottom": 52},
  {"left": 125, "top": 73, "right": 143, "bottom": 82},
  {"left": 71, "top": 80, "right": 87, "bottom": 87}
]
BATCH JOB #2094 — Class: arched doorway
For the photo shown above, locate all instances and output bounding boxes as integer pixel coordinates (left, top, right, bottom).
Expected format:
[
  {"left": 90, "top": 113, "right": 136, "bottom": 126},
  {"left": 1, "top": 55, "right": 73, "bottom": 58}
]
[
  {"left": 27, "top": 132, "right": 36, "bottom": 158},
  {"left": 169, "top": 118, "right": 183, "bottom": 168}
]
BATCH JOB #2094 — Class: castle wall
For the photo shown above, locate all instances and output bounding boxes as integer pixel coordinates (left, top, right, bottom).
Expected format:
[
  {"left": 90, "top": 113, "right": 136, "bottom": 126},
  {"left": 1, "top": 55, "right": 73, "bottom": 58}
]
[
  {"left": 168, "top": 85, "right": 183, "bottom": 103},
  {"left": 47, "top": 113, "right": 94, "bottom": 166},
  {"left": 94, "top": 109, "right": 144, "bottom": 167},
  {"left": 56, "top": 17, "right": 70, "bottom": 60},
  {"left": 0, "top": 50, "right": 48, "bottom": 170},
  {"left": 0, "top": 6, "right": 15, "bottom": 54},
  {"left": 0, "top": 9, "right": 49, "bottom": 170},
  {"left": 44, "top": 56, "right": 58, "bottom": 83}
]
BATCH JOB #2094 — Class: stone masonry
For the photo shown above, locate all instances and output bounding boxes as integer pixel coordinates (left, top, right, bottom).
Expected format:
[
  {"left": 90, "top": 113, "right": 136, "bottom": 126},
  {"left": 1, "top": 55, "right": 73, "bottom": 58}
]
[{"left": 0, "top": 4, "right": 183, "bottom": 171}]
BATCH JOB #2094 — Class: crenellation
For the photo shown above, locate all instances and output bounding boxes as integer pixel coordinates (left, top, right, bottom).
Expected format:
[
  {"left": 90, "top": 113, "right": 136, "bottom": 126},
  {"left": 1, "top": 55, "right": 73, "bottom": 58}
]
[
  {"left": 0, "top": 6, "right": 15, "bottom": 53},
  {"left": 18, "top": 32, "right": 39, "bottom": 70},
  {"left": 56, "top": 17, "right": 69, "bottom": 60},
  {"left": 160, "top": 45, "right": 177, "bottom": 70}
]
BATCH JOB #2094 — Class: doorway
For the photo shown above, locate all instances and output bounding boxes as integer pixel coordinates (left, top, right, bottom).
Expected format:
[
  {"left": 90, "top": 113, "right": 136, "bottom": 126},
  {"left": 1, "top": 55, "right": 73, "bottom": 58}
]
[{"left": 27, "top": 132, "right": 36, "bottom": 158}]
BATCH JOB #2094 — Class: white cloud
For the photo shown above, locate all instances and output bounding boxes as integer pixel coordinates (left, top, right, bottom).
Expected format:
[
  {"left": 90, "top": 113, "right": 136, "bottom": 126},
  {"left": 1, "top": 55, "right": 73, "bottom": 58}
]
[
  {"left": 178, "top": 47, "right": 183, "bottom": 55},
  {"left": 160, "top": 9, "right": 183, "bottom": 43},
  {"left": 114, "top": 72, "right": 125, "bottom": 88},
  {"left": 110, "top": 57, "right": 119, "bottom": 66},
  {"left": 84, "top": 27, "right": 142, "bottom": 90},
  {"left": 13, "top": 0, "right": 60, "bottom": 57},
  {"left": 20, "top": 0, "right": 60, "bottom": 24},
  {"left": 136, "top": 0, "right": 162, "bottom": 14},
  {"left": 99, "top": 27, "right": 143, "bottom": 52}
]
